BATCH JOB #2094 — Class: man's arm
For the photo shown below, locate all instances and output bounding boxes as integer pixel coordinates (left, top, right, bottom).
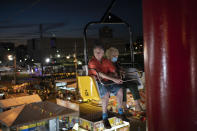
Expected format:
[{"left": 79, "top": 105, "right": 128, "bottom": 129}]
[
  {"left": 98, "top": 72, "right": 123, "bottom": 84},
  {"left": 88, "top": 60, "right": 97, "bottom": 76},
  {"left": 88, "top": 59, "right": 123, "bottom": 84}
]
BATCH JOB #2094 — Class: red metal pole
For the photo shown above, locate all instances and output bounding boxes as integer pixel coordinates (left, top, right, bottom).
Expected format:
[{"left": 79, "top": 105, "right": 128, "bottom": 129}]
[{"left": 143, "top": 0, "right": 197, "bottom": 130}]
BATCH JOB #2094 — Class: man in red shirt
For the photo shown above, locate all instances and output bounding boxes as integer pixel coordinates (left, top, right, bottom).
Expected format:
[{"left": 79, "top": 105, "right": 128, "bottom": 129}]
[{"left": 88, "top": 44, "right": 128, "bottom": 129}]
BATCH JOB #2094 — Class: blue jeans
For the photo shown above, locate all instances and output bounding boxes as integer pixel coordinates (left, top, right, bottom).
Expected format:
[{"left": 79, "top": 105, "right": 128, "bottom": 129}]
[{"left": 97, "top": 82, "right": 122, "bottom": 98}]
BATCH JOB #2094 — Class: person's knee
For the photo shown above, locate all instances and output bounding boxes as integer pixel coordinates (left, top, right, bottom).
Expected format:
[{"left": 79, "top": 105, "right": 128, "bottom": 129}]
[
  {"left": 119, "top": 88, "right": 123, "bottom": 93},
  {"left": 117, "top": 88, "right": 123, "bottom": 96},
  {"left": 105, "top": 92, "right": 110, "bottom": 96},
  {"left": 103, "top": 92, "right": 110, "bottom": 99},
  {"left": 101, "top": 93, "right": 110, "bottom": 106}
]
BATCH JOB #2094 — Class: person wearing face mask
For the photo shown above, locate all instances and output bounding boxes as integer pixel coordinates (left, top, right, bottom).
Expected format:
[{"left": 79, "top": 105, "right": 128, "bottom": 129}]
[
  {"left": 106, "top": 47, "right": 143, "bottom": 113},
  {"left": 111, "top": 56, "right": 118, "bottom": 63},
  {"left": 88, "top": 44, "right": 129, "bottom": 129}
]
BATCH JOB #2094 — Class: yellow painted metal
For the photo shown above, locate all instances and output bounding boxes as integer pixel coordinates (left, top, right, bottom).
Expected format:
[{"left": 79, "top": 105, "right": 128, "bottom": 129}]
[{"left": 77, "top": 76, "right": 101, "bottom": 101}]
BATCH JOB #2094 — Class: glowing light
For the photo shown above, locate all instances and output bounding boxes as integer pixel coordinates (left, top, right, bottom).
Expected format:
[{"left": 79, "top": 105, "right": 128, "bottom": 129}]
[
  {"left": 8, "top": 55, "right": 14, "bottom": 61},
  {"left": 57, "top": 54, "right": 60, "bottom": 58},
  {"left": 67, "top": 97, "right": 71, "bottom": 100},
  {"left": 77, "top": 61, "right": 82, "bottom": 65},
  {"left": 66, "top": 55, "right": 70, "bottom": 59},
  {"left": 45, "top": 58, "right": 50, "bottom": 63}
]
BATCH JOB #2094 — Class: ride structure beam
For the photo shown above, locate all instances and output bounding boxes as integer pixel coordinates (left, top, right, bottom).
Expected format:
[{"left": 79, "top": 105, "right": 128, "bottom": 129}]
[{"left": 143, "top": 0, "right": 197, "bottom": 130}]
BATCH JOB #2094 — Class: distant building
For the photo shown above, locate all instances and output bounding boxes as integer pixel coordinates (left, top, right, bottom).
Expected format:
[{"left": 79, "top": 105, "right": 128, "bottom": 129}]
[
  {"left": 27, "top": 37, "right": 128, "bottom": 62},
  {"left": 15, "top": 45, "right": 28, "bottom": 67},
  {"left": 27, "top": 38, "right": 86, "bottom": 63},
  {"left": 26, "top": 36, "right": 132, "bottom": 74},
  {"left": 0, "top": 43, "right": 15, "bottom": 66}
]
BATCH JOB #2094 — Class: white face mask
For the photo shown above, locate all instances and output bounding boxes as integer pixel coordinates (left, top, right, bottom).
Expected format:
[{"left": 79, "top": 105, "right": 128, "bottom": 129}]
[{"left": 111, "top": 57, "right": 118, "bottom": 62}]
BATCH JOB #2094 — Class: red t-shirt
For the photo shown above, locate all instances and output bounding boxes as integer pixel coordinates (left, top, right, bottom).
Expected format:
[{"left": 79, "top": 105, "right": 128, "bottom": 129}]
[{"left": 88, "top": 57, "right": 116, "bottom": 81}]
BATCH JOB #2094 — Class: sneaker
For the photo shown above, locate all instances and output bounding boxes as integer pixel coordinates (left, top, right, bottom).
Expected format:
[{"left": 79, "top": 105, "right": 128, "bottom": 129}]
[
  {"left": 103, "top": 119, "right": 112, "bottom": 129},
  {"left": 118, "top": 114, "right": 130, "bottom": 122}
]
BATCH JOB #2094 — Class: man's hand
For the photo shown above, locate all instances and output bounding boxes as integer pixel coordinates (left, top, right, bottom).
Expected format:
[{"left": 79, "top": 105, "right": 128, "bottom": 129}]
[
  {"left": 98, "top": 72, "right": 123, "bottom": 84},
  {"left": 112, "top": 78, "right": 123, "bottom": 84}
]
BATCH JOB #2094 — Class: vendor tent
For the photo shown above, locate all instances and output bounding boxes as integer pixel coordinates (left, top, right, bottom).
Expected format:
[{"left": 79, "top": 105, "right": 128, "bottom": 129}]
[
  {"left": 0, "top": 94, "right": 41, "bottom": 109},
  {"left": 0, "top": 101, "right": 78, "bottom": 128}
]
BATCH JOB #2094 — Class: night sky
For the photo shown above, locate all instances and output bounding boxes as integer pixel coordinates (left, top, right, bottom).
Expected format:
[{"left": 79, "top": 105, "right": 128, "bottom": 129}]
[{"left": 0, "top": 0, "right": 142, "bottom": 45}]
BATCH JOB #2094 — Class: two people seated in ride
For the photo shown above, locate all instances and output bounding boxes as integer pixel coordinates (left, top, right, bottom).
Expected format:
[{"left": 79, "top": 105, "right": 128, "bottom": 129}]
[
  {"left": 88, "top": 44, "right": 127, "bottom": 129},
  {"left": 88, "top": 44, "right": 142, "bottom": 129}
]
